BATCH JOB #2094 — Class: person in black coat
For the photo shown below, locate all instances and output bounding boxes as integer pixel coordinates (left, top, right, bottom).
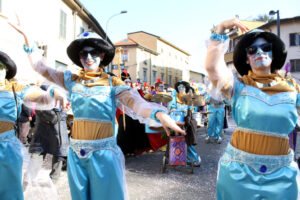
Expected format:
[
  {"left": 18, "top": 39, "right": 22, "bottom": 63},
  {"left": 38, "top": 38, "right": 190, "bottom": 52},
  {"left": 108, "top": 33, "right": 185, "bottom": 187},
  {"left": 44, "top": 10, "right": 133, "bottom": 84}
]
[
  {"left": 29, "top": 85, "right": 69, "bottom": 182},
  {"left": 18, "top": 103, "right": 32, "bottom": 144}
]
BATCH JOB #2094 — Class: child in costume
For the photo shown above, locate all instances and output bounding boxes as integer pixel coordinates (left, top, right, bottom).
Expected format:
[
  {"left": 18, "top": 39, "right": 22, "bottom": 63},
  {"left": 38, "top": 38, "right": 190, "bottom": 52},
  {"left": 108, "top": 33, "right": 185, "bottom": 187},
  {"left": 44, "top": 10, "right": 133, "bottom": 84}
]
[
  {"left": 205, "top": 18, "right": 300, "bottom": 200},
  {"left": 169, "top": 81, "right": 201, "bottom": 167}
]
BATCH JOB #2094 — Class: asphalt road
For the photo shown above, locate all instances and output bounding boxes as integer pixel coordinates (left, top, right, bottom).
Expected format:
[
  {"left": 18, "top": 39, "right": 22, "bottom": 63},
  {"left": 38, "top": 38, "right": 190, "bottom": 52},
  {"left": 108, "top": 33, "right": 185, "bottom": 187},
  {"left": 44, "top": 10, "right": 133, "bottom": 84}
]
[{"left": 27, "top": 117, "right": 236, "bottom": 200}]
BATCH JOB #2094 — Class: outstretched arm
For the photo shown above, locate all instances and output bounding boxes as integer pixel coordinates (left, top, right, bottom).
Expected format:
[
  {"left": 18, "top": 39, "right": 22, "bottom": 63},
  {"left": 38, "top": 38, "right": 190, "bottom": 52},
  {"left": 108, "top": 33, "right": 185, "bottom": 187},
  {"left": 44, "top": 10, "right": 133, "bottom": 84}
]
[
  {"left": 23, "top": 86, "right": 69, "bottom": 110},
  {"left": 116, "top": 88, "right": 185, "bottom": 136}
]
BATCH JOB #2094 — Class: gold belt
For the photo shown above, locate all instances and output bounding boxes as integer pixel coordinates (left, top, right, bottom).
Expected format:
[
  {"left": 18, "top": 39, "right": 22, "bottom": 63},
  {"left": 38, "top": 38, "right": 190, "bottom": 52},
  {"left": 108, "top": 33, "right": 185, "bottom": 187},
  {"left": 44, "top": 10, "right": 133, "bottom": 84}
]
[
  {"left": 0, "top": 121, "right": 14, "bottom": 133},
  {"left": 72, "top": 120, "right": 114, "bottom": 140},
  {"left": 231, "top": 130, "right": 290, "bottom": 155}
]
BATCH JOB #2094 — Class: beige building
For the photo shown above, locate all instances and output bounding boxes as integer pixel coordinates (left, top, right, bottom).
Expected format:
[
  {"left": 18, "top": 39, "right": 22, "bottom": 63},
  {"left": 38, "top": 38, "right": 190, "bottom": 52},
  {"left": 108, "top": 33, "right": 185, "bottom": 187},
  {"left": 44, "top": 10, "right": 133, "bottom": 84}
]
[
  {"left": 189, "top": 69, "right": 207, "bottom": 84},
  {"left": 0, "top": 0, "right": 108, "bottom": 84},
  {"left": 113, "top": 31, "right": 190, "bottom": 87}
]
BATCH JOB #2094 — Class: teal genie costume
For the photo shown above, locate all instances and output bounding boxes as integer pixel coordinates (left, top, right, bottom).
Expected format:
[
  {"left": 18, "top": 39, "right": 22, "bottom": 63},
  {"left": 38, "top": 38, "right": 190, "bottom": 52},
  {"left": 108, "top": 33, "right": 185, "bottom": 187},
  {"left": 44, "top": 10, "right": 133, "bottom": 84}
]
[
  {"left": 206, "top": 95, "right": 225, "bottom": 141},
  {"left": 214, "top": 31, "right": 300, "bottom": 199},
  {"left": 26, "top": 32, "right": 169, "bottom": 200},
  {"left": 168, "top": 81, "right": 200, "bottom": 165},
  {"left": 0, "top": 51, "right": 30, "bottom": 200}
]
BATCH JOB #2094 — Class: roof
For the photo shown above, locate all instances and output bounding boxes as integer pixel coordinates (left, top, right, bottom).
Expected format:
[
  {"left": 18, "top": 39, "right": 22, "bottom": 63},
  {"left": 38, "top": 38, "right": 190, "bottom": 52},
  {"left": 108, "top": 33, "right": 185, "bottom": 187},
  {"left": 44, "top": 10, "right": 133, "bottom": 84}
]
[
  {"left": 114, "top": 38, "right": 138, "bottom": 46},
  {"left": 114, "top": 38, "right": 159, "bottom": 55},
  {"left": 257, "top": 15, "right": 300, "bottom": 29},
  {"left": 233, "top": 16, "right": 300, "bottom": 40},
  {"left": 128, "top": 31, "right": 190, "bottom": 56}
]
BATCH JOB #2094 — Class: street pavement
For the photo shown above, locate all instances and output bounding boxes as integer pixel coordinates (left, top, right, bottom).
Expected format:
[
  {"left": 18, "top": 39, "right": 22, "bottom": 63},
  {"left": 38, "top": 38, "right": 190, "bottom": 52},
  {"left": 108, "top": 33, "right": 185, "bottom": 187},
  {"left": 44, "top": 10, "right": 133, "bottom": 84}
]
[{"left": 39, "top": 116, "right": 237, "bottom": 200}]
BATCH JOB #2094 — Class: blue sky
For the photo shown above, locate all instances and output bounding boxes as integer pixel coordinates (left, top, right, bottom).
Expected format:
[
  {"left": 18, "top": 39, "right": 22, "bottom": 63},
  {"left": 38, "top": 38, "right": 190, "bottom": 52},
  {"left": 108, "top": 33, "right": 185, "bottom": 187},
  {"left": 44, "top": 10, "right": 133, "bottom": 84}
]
[{"left": 80, "top": 0, "right": 299, "bottom": 72}]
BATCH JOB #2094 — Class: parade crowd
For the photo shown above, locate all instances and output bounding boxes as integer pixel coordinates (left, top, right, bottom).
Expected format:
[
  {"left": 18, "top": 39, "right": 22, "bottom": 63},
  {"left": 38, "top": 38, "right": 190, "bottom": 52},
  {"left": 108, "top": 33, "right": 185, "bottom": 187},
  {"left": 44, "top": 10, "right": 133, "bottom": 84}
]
[{"left": 1, "top": 16, "right": 300, "bottom": 200}]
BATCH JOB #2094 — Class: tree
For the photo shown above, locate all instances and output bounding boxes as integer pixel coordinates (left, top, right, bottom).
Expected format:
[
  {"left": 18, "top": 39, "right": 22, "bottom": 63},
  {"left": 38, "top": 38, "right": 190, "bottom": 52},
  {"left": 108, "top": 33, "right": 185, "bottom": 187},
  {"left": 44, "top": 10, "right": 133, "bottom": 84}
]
[{"left": 254, "top": 14, "right": 274, "bottom": 22}]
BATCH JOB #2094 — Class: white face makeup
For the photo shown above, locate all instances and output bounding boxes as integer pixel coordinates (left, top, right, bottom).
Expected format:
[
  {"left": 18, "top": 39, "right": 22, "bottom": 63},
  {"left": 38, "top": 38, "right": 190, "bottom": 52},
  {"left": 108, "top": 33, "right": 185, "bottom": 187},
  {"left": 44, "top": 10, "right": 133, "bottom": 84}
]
[
  {"left": 79, "top": 47, "right": 101, "bottom": 72},
  {"left": 158, "top": 84, "right": 164, "bottom": 92},
  {"left": 124, "top": 79, "right": 131, "bottom": 86},
  {"left": 0, "top": 62, "right": 7, "bottom": 81},
  {"left": 178, "top": 84, "right": 186, "bottom": 94},
  {"left": 246, "top": 38, "right": 273, "bottom": 70}
]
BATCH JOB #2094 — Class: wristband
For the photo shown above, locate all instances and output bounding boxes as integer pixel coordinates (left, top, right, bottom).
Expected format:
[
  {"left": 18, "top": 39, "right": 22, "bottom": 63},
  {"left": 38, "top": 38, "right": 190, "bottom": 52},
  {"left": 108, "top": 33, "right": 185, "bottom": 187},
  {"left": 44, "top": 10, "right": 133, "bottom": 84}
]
[
  {"left": 210, "top": 33, "right": 229, "bottom": 43},
  {"left": 23, "top": 44, "right": 34, "bottom": 53},
  {"left": 150, "top": 109, "right": 166, "bottom": 123},
  {"left": 49, "top": 87, "right": 57, "bottom": 98}
]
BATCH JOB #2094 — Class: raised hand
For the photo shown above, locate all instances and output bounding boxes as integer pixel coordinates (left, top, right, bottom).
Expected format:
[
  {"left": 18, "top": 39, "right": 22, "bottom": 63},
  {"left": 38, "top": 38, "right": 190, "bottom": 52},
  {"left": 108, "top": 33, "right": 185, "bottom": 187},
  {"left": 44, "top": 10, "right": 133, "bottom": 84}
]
[
  {"left": 216, "top": 18, "right": 250, "bottom": 35},
  {"left": 3, "top": 13, "right": 30, "bottom": 46}
]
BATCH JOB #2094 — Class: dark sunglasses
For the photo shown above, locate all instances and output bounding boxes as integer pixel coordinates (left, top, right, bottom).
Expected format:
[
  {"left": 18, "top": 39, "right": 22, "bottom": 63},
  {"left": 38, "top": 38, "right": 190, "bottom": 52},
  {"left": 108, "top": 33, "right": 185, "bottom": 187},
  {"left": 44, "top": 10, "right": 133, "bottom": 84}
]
[
  {"left": 245, "top": 43, "right": 272, "bottom": 55},
  {"left": 79, "top": 49, "right": 101, "bottom": 59}
]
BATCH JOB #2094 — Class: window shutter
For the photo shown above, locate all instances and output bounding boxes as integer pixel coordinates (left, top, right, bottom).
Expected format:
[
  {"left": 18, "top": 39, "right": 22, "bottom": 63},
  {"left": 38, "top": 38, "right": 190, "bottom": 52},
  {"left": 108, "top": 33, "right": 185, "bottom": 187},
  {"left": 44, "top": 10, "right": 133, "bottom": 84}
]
[{"left": 290, "top": 33, "right": 296, "bottom": 46}]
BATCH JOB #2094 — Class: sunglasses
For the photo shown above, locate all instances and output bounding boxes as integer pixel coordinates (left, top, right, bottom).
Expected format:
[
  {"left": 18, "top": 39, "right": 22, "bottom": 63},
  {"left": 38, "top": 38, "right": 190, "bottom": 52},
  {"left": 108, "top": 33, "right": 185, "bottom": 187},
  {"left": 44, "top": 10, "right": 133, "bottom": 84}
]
[
  {"left": 246, "top": 43, "right": 272, "bottom": 55},
  {"left": 79, "top": 49, "right": 101, "bottom": 59},
  {"left": 178, "top": 85, "right": 185, "bottom": 90}
]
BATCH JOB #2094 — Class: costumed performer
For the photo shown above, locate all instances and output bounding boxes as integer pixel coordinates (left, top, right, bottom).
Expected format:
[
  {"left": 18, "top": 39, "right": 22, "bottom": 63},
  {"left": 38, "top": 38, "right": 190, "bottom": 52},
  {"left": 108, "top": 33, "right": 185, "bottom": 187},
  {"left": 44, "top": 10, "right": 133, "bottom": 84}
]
[
  {"left": 169, "top": 81, "right": 201, "bottom": 167},
  {"left": 9, "top": 19, "right": 185, "bottom": 199},
  {"left": 205, "top": 18, "right": 300, "bottom": 199},
  {"left": 0, "top": 51, "right": 66, "bottom": 200}
]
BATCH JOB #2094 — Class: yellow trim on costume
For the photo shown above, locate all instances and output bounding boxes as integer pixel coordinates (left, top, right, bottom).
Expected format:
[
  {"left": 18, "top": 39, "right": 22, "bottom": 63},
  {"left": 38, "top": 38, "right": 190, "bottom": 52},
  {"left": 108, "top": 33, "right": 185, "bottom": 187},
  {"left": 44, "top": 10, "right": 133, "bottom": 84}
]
[
  {"left": 240, "top": 71, "right": 297, "bottom": 95},
  {"left": 231, "top": 130, "right": 290, "bottom": 155},
  {"left": 74, "top": 68, "right": 125, "bottom": 87},
  {"left": 0, "top": 121, "right": 14, "bottom": 133},
  {"left": 72, "top": 120, "right": 114, "bottom": 140},
  {"left": 0, "top": 80, "right": 26, "bottom": 92},
  {"left": 176, "top": 93, "right": 185, "bottom": 105}
]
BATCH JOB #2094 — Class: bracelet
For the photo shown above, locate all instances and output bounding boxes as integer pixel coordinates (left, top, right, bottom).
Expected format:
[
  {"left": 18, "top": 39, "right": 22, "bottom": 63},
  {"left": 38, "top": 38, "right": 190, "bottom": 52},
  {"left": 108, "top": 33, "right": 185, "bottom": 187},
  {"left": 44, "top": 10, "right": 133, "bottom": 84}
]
[
  {"left": 49, "top": 87, "right": 57, "bottom": 98},
  {"left": 210, "top": 33, "right": 229, "bottom": 43},
  {"left": 23, "top": 44, "right": 34, "bottom": 53},
  {"left": 150, "top": 109, "right": 166, "bottom": 123}
]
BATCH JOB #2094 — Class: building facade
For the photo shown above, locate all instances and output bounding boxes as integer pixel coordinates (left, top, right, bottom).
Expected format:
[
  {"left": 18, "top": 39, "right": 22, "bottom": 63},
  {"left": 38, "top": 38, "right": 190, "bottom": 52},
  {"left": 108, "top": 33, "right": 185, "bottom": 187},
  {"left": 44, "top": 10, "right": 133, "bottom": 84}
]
[
  {"left": 0, "top": 0, "right": 108, "bottom": 84},
  {"left": 113, "top": 31, "right": 190, "bottom": 87}
]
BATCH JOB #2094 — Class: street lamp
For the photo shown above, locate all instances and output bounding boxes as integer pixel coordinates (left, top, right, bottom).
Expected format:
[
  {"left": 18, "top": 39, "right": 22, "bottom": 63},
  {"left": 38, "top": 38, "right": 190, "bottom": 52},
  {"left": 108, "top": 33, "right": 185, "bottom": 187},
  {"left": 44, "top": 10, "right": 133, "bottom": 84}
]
[
  {"left": 269, "top": 10, "right": 280, "bottom": 38},
  {"left": 105, "top": 10, "right": 127, "bottom": 41},
  {"left": 105, "top": 11, "right": 127, "bottom": 72}
]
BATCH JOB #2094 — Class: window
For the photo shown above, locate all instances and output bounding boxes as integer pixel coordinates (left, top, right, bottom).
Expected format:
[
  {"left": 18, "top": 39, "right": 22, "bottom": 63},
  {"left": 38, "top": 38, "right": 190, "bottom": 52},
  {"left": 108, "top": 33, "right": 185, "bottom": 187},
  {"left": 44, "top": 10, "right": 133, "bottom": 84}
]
[
  {"left": 80, "top": 27, "right": 85, "bottom": 34},
  {"left": 290, "top": 33, "right": 300, "bottom": 46},
  {"left": 291, "top": 59, "right": 300, "bottom": 72},
  {"left": 0, "top": 0, "right": 2, "bottom": 12},
  {"left": 175, "top": 77, "right": 178, "bottom": 83},
  {"left": 123, "top": 50, "right": 128, "bottom": 62},
  {"left": 161, "top": 73, "right": 164, "bottom": 82},
  {"left": 143, "top": 68, "right": 147, "bottom": 82},
  {"left": 152, "top": 71, "right": 157, "bottom": 83},
  {"left": 175, "top": 69, "right": 178, "bottom": 74},
  {"left": 59, "top": 10, "right": 67, "bottom": 40},
  {"left": 168, "top": 75, "right": 172, "bottom": 85},
  {"left": 55, "top": 60, "right": 67, "bottom": 69}
]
